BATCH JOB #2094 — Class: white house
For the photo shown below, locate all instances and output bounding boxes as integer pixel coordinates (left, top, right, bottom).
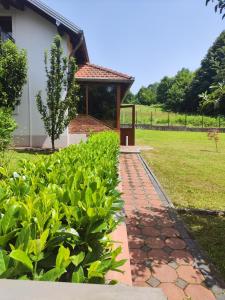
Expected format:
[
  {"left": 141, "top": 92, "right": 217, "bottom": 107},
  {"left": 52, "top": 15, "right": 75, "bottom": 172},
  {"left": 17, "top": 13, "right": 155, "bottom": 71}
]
[{"left": 0, "top": 0, "right": 134, "bottom": 148}]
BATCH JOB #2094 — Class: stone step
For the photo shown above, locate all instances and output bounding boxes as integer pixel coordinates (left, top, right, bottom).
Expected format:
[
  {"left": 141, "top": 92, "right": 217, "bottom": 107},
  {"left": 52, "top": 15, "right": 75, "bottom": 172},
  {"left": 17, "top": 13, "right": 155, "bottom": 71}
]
[{"left": 0, "top": 280, "right": 167, "bottom": 300}]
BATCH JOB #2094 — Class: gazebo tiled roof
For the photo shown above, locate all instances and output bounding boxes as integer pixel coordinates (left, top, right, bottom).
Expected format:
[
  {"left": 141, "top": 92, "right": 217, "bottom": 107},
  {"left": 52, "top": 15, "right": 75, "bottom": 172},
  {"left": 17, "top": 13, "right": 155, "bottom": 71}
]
[{"left": 76, "top": 63, "right": 134, "bottom": 82}]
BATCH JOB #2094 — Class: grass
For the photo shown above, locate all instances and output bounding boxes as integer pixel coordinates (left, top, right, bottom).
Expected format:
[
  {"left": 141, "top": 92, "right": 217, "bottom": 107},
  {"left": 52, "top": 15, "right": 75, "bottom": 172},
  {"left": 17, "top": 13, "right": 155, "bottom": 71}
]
[
  {"left": 0, "top": 150, "right": 43, "bottom": 174},
  {"left": 136, "top": 129, "right": 225, "bottom": 210},
  {"left": 137, "top": 129, "right": 225, "bottom": 280},
  {"left": 181, "top": 213, "right": 225, "bottom": 280},
  {"left": 121, "top": 104, "right": 225, "bottom": 128}
]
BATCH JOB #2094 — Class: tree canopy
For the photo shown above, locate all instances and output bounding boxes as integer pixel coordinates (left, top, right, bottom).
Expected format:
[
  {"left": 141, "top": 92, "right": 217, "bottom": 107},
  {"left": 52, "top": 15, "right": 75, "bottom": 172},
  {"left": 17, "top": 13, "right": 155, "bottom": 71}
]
[
  {"left": 0, "top": 39, "right": 27, "bottom": 110},
  {"left": 184, "top": 30, "right": 225, "bottom": 113}
]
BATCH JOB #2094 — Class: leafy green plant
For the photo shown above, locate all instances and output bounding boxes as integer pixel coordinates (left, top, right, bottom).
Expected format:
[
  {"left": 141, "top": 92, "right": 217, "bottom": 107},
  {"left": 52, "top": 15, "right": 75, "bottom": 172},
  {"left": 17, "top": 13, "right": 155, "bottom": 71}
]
[
  {"left": 0, "top": 109, "right": 17, "bottom": 154},
  {"left": 36, "top": 35, "right": 79, "bottom": 150},
  {"left": 0, "top": 39, "right": 27, "bottom": 110},
  {"left": 207, "top": 129, "right": 220, "bottom": 152},
  {"left": 0, "top": 132, "right": 124, "bottom": 283}
]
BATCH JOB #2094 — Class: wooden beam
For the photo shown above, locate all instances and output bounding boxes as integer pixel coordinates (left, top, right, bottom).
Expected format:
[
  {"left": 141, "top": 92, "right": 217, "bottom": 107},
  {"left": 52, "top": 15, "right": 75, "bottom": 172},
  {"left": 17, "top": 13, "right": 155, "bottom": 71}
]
[
  {"left": 12, "top": 0, "right": 25, "bottom": 10},
  {"left": 116, "top": 85, "right": 121, "bottom": 130},
  {"left": 85, "top": 85, "right": 89, "bottom": 115}
]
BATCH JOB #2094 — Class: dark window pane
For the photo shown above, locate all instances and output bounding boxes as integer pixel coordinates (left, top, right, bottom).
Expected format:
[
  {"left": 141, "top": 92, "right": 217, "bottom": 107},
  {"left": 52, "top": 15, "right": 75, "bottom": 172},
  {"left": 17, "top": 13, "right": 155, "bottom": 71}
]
[
  {"left": 88, "top": 84, "right": 116, "bottom": 128},
  {"left": 77, "top": 85, "right": 86, "bottom": 114},
  {"left": 0, "top": 17, "right": 12, "bottom": 41}
]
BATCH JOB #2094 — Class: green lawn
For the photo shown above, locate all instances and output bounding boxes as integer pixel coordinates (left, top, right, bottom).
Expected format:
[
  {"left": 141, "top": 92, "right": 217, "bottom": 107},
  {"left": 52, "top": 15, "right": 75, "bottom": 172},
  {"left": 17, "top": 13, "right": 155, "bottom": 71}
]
[
  {"left": 137, "top": 129, "right": 225, "bottom": 210},
  {"left": 137, "top": 129, "right": 225, "bottom": 280},
  {"left": 0, "top": 150, "right": 43, "bottom": 174},
  {"left": 121, "top": 104, "right": 225, "bottom": 128},
  {"left": 181, "top": 213, "right": 225, "bottom": 280}
]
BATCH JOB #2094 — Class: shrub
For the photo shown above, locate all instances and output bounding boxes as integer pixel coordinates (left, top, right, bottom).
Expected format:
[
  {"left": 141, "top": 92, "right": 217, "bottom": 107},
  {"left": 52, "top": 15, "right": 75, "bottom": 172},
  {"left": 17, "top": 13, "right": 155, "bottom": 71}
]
[
  {"left": 0, "top": 132, "right": 124, "bottom": 283},
  {"left": 0, "top": 109, "right": 17, "bottom": 153},
  {"left": 0, "top": 39, "right": 27, "bottom": 110}
]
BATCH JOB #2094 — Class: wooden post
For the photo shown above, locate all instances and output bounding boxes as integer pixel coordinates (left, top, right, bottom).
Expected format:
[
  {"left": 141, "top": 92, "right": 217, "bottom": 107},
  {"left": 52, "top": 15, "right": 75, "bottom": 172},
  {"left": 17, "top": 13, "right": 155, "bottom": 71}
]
[
  {"left": 85, "top": 86, "right": 89, "bottom": 115},
  {"left": 116, "top": 85, "right": 121, "bottom": 130}
]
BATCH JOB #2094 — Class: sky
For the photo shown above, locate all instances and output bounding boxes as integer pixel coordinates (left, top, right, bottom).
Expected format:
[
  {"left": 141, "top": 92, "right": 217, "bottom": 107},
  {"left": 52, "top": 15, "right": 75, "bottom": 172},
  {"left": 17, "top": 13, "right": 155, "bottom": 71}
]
[{"left": 42, "top": 0, "right": 224, "bottom": 93}]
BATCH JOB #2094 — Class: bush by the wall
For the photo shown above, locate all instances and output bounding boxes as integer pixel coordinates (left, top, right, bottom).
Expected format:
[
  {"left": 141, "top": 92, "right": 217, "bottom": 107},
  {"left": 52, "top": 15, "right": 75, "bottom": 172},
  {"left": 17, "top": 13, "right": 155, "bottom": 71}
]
[
  {"left": 0, "top": 132, "right": 124, "bottom": 283},
  {"left": 0, "top": 109, "right": 17, "bottom": 153}
]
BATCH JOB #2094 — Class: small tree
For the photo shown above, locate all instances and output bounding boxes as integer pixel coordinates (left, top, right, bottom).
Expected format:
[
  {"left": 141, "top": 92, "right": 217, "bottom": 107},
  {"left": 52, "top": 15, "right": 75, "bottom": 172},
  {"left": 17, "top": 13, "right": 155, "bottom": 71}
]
[
  {"left": 36, "top": 35, "right": 79, "bottom": 150},
  {"left": 207, "top": 129, "right": 220, "bottom": 152},
  {"left": 0, "top": 39, "right": 27, "bottom": 110}
]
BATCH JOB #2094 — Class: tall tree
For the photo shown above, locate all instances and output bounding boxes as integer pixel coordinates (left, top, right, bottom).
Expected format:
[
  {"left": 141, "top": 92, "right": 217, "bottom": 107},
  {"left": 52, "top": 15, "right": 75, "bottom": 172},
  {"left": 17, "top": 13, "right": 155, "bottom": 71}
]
[
  {"left": 156, "top": 76, "right": 174, "bottom": 104},
  {"left": 36, "top": 35, "right": 79, "bottom": 150},
  {"left": 165, "top": 69, "right": 194, "bottom": 112},
  {"left": 136, "top": 84, "right": 158, "bottom": 106},
  {"left": 123, "top": 90, "right": 136, "bottom": 104},
  {"left": 0, "top": 39, "right": 27, "bottom": 110},
  {"left": 206, "top": 0, "right": 225, "bottom": 18},
  {"left": 184, "top": 31, "right": 225, "bottom": 113}
]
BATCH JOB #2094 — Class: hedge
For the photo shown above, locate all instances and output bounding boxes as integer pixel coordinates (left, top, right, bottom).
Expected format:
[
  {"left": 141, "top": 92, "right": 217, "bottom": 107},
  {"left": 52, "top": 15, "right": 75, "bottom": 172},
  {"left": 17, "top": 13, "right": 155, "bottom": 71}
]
[{"left": 0, "top": 132, "right": 124, "bottom": 283}]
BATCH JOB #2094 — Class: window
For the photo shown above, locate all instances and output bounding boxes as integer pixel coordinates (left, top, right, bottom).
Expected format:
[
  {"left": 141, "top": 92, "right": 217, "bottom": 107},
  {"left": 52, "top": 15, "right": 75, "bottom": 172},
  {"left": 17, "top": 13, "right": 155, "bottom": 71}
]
[
  {"left": 77, "top": 85, "right": 86, "bottom": 114},
  {"left": 0, "top": 16, "right": 13, "bottom": 42},
  {"left": 88, "top": 84, "right": 117, "bottom": 128}
]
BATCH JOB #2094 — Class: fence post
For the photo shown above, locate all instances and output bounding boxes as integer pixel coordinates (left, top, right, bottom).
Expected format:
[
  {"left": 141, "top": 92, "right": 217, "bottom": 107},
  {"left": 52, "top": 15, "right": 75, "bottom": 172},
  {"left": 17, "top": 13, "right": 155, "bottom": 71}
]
[
  {"left": 219, "top": 116, "right": 221, "bottom": 128},
  {"left": 168, "top": 112, "right": 170, "bottom": 127},
  {"left": 202, "top": 115, "right": 204, "bottom": 128},
  {"left": 185, "top": 114, "right": 187, "bottom": 128},
  {"left": 150, "top": 111, "right": 153, "bottom": 128},
  {"left": 136, "top": 111, "right": 138, "bottom": 125}
]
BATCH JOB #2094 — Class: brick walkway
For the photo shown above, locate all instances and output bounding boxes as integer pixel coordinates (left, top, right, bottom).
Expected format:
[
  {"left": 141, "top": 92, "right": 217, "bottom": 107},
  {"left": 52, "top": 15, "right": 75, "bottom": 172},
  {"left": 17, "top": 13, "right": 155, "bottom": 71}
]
[{"left": 120, "top": 153, "right": 222, "bottom": 300}]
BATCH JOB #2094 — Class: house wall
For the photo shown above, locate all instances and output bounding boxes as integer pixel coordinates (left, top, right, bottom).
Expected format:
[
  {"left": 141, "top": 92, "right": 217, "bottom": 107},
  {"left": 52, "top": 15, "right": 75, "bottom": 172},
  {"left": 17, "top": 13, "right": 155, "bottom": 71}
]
[{"left": 0, "top": 4, "right": 70, "bottom": 148}]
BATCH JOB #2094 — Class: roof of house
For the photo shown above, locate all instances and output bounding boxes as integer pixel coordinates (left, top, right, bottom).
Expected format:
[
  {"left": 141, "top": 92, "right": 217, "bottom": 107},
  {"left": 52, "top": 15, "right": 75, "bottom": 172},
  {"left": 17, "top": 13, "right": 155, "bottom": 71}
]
[
  {"left": 26, "top": 0, "right": 82, "bottom": 35},
  {"left": 76, "top": 63, "right": 134, "bottom": 83},
  {"left": 0, "top": 0, "right": 89, "bottom": 62}
]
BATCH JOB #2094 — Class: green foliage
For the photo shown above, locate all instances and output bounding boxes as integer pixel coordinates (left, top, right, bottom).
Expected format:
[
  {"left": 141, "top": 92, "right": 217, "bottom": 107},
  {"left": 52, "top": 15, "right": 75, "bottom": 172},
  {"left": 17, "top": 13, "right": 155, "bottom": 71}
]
[
  {"left": 136, "top": 83, "right": 159, "bottom": 106},
  {"left": 36, "top": 35, "right": 79, "bottom": 150},
  {"left": 0, "top": 109, "right": 16, "bottom": 154},
  {"left": 206, "top": 0, "right": 225, "bottom": 18},
  {"left": 0, "top": 132, "right": 124, "bottom": 283},
  {"left": 156, "top": 76, "right": 174, "bottom": 104},
  {"left": 165, "top": 69, "right": 194, "bottom": 112},
  {"left": 123, "top": 91, "right": 136, "bottom": 104},
  {"left": 184, "top": 31, "right": 225, "bottom": 113},
  {"left": 0, "top": 39, "right": 27, "bottom": 110},
  {"left": 200, "top": 82, "right": 225, "bottom": 115}
]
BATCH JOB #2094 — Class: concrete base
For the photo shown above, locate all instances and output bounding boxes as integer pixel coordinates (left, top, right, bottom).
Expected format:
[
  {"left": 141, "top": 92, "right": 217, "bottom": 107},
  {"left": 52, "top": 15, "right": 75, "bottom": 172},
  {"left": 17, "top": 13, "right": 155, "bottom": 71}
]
[{"left": 0, "top": 280, "right": 166, "bottom": 300}]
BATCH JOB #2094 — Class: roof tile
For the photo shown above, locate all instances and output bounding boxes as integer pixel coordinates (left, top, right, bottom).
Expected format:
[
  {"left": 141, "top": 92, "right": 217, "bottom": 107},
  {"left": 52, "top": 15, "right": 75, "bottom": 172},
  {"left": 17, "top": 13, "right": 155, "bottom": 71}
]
[{"left": 76, "top": 63, "right": 134, "bottom": 82}]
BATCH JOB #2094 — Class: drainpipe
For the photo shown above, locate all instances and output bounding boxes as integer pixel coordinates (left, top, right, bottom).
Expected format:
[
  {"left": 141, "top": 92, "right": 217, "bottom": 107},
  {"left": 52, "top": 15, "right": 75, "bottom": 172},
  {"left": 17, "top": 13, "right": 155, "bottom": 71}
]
[{"left": 28, "top": 77, "right": 32, "bottom": 148}]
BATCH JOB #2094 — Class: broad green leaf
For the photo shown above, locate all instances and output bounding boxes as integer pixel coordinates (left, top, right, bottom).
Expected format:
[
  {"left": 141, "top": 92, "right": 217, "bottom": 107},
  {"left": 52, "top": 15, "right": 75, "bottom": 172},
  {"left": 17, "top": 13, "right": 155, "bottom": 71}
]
[
  {"left": 0, "top": 250, "right": 10, "bottom": 275},
  {"left": 40, "top": 267, "right": 65, "bottom": 281},
  {"left": 70, "top": 252, "right": 85, "bottom": 267},
  {"left": 10, "top": 250, "right": 33, "bottom": 271},
  {"left": 15, "top": 226, "right": 30, "bottom": 251},
  {"left": 1, "top": 204, "right": 19, "bottom": 234},
  {"left": 0, "top": 167, "right": 7, "bottom": 177},
  {"left": 40, "top": 229, "right": 49, "bottom": 251},
  {"left": 88, "top": 261, "right": 103, "bottom": 279},
  {"left": 56, "top": 245, "right": 70, "bottom": 269},
  {"left": 0, "top": 229, "right": 19, "bottom": 248},
  {"left": 72, "top": 267, "right": 85, "bottom": 283}
]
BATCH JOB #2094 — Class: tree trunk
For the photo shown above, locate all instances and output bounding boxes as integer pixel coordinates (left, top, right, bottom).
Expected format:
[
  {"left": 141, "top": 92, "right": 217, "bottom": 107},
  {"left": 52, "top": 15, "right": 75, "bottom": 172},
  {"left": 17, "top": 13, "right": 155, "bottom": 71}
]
[{"left": 51, "top": 135, "right": 55, "bottom": 151}]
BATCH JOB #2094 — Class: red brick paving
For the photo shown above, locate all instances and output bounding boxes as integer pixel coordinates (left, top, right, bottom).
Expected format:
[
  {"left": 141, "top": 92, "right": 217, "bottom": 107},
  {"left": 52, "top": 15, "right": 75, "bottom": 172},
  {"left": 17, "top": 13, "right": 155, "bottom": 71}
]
[{"left": 120, "top": 153, "right": 216, "bottom": 300}]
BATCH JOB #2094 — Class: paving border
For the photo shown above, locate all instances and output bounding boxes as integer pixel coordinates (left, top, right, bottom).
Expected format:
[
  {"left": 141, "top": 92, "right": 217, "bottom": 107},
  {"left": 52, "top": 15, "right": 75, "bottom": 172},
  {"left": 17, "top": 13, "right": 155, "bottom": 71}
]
[{"left": 138, "top": 154, "right": 225, "bottom": 299}]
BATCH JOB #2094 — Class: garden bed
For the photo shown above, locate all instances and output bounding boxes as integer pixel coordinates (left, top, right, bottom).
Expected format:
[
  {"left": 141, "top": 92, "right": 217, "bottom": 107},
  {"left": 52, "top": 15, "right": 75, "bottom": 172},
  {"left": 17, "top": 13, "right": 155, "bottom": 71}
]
[{"left": 0, "top": 132, "right": 125, "bottom": 284}]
